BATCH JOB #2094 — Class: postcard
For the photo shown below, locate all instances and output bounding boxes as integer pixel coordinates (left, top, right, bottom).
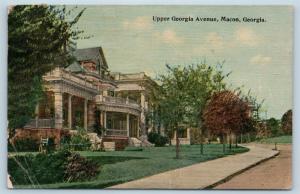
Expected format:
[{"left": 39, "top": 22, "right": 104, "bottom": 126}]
[{"left": 7, "top": 5, "right": 293, "bottom": 189}]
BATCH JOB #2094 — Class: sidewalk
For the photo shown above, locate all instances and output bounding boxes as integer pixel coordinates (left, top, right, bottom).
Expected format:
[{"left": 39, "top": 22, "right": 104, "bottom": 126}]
[{"left": 109, "top": 144, "right": 279, "bottom": 189}]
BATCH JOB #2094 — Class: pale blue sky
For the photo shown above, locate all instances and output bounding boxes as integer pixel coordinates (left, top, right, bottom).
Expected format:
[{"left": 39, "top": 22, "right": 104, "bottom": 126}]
[{"left": 70, "top": 5, "right": 293, "bottom": 119}]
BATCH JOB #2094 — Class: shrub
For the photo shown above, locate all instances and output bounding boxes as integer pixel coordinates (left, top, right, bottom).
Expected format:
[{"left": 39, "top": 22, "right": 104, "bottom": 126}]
[
  {"left": 266, "top": 118, "right": 282, "bottom": 137},
  {"left": 148, "top": 132, "right": 159, "bottom": 144},
  {"left": 93, "top": 110, "right": 106, "bottom": 136},
  {"left": 155, "top": 135, "right": 169, "bottom": 147},
  {"left": 8, "top": 149, "right": 71, "bottom": 185},
  {"left": 65, "top": 153, "right": 100, "bottom": 182},
  {"left": 68, "top": 127, "right": 91, "bottom": 151},
  {"left": 8, "top": 148, "right": 100, "bottom": 185},
  {"left": 46, "top": 138, "right": 56, "bottom": 153},
  {"left": 281, "top": 110, "right": 292, "bottom": 135},
  {"left": 147, "top": 132, "right": 168, "bottom": 147},
  {"left": 8, "top": 138, "right": 39, "bottom": 152},
  {"left": 190, "top": 128, "right": 202, "bottom": 145}
]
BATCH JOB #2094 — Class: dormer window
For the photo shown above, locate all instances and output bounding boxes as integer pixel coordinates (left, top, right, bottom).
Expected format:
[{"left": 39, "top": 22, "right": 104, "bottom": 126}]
[{"left": 80, "top": 61, "right": 97, "bottom": 72}]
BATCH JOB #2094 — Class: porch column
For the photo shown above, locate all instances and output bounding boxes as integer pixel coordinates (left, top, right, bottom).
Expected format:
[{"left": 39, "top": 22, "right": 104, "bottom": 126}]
[
  {"left": 35, "top": 103, "right": 39, "bottom": 128},
  {"left": 100, "top": 111, "right": 103, "bottom": 127},
  {"left": 88, "top": 102, "right": 95, "bottom": 128},
  {"left": 126, "top": 113, "right": 130, "bottom": 137},
  {"left": 84, "top": 99, "right": 88, "bottom": 130},
  {"left": 68, "top": 95, "right": 72, "bottom": 129},
  {"left": 54, "top": 92, "right": 63, "bottom": 129},
  {"left": 35, "top": 103, "right": 39, "bottom": 119},
  {"left": 140, "top": 92, "right": 146, "bottom": 135},
  {"left": 103, "top": 111, "right": 107, "bottom": 128},
  {"left": 137, "top": 117, "right": 140, "bottom": 137}
]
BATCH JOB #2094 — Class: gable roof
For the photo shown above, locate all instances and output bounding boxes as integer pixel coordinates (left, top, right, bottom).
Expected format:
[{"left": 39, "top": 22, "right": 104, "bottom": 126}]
[
  {"left": 72, "top": 47, "right": 108, "bottom": 69},
  {"left": 65, "top": 61, "right": 86, "bottom": 73}
]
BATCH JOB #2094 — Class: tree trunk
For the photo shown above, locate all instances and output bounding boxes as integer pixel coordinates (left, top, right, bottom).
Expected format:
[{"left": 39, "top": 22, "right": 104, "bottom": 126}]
[
  {"left": 176, "top": 129, "right": 180, "bottom": 159},
  {"left": 200, "top": 142, "right": 203, "bottom": 155},
  {"left": 235, "top": 134, "right": 238, "bottom": 148},
  {"left": 240, "top": 133, "right": 243, "bottom": 144},
  {"left": 200, "top": 128, "right": 203, "bottom": 155}
]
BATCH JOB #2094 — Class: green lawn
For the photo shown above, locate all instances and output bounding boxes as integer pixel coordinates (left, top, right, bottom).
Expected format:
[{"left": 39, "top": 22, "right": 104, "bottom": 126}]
[
  {"left": 14, "top": 144, "right": 248, "bottom": 189},
  {"left": 256, "top": 135, "right": 292, "bottom": 144}
]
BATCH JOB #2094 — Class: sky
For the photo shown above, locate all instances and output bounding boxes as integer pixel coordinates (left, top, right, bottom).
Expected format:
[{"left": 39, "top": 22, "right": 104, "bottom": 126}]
[{"left": 69, "top": 5, "right": 293, "bottom": 119}]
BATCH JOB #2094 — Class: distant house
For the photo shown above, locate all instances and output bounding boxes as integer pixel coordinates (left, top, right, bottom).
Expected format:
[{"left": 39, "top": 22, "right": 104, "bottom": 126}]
[{"left": 18, "top": 47, "right": 157, "bottom": 149}]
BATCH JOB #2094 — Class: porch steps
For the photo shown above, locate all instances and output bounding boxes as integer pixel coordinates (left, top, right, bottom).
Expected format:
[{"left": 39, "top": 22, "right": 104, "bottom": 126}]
[
  {"left": 129, "top": 137, "right": 142, "bottom": 147},
  {"left": 136, "top": 136, "right": 154, "bottom": 147}
]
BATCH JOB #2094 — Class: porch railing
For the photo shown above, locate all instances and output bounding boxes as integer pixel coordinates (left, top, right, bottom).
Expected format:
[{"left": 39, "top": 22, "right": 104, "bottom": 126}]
[
  {"left": 44, "top": 68, "right": 98, "bottom": 91},
  {"left": 106, "top": 129, "right": 128, "bottom": 136},
  {"left": 97, "top": 95, "right": 140, "bottom": 109},
  {"left": 24, "top": 118, "right": 55, "bottom": 129}
]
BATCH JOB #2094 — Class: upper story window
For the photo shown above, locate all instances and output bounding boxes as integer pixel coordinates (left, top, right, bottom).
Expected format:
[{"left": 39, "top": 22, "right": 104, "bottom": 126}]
[{"left": 81, "top": 61, "right": 97, "bottom": 73}]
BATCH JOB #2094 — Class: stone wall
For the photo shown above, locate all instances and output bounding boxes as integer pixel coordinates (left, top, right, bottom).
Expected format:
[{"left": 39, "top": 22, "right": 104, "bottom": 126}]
[{"left": 102, "top": 136, "right": 129, "bottom": 150}]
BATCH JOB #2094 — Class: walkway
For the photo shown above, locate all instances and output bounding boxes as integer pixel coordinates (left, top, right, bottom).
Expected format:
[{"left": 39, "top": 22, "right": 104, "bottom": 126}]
[
  {"left": 215, "top": 144, "right": 292, "bottom": 189},
  {"left": 110, "top": 144, "right": 279, "bottom": 189}
]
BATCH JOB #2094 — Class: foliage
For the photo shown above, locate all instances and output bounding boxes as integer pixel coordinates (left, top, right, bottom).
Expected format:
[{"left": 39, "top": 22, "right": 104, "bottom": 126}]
[
  {"left": 65, "top": 153, "right": 100, "bottom": 182},
  {"left": 203, "top": 90, "right": 252, "bottom": 137},
  {"left": 8, "top": 5, "right": 85, "bottom": 133},
  {"left": 69, "top": 127, "right": 91, "bottom": 151},
  {"left": 190, "top": 128, "right": 202, "bottom": 144},
  {"left": 46, "top": 138, "right": 56, "bottom": 152},
  {"left": 8, "top": 148, "right": 100, "bottom": 186},
  {"left": 255, "top": 122, "right": 271, "bottom": 139},
  {"left": 8, "top": 149, "right": 72, "bottom": 185},
  {"left": 240, "top": 89, "right": 265, "bottom": 122},
  {"left": 8, "top": 138, "right": 39, "bottom": 152},
  {"left": 153, "top": 63, "right": 228, "bottom": 131},
  {"left": 93, "top": 110, "right": 106, "bottom": 136},
  {"left": 147, "top": 132, "right": 169, "bottom": 147},
  {"left": 14, "top": 144, "right": 249, "bottom": 188},
  {"left": 267, "top": 118, "right": 283, "bottom": 136},
  {"left": 150, "top": 63, "right": 229, "bottom": 157},
  {"left": 281, "top": 109, "right": 292, "bottom": 135}
]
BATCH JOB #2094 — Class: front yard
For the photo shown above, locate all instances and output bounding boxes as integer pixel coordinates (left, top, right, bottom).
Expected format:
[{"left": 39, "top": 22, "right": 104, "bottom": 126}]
[
  {"left": 12, "top": 144, "right": 248, "bottom": 189},
  {"left": 256, "top": 135, "right": 292, "bottom": 144}
]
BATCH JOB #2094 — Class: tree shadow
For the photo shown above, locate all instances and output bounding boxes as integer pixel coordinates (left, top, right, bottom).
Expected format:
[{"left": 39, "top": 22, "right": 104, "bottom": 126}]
[{"left": 87, "top": 156, "right": 146, "bottom": 165}]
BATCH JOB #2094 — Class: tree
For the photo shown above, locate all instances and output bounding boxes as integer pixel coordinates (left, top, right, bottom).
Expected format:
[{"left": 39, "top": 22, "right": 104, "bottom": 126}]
[
  {"left": 152, "top": 63, "right": 228, "bottom": 158},
  {"left": 8, "top": 5, "right": 85, "bottom": 135},
  {"left": 203, "top": 90, "right": 252, "bottom": 152},
  {"left": 266, "top": 118, "right": 281, "bottom": 137},
  {"left": 281, "top": 109, "right": 292, "bottom": 135}
]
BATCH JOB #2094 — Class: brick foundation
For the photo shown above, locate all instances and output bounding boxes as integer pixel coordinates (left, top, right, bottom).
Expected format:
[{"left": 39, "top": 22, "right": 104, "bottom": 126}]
[{"left": 11, "top": 128, "right": 70, "bottom": 146}]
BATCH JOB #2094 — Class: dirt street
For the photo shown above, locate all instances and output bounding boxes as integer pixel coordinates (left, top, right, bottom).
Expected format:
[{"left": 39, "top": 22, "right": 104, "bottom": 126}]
[{"left": 215, "top": 144, "right": 292, "bottom": 190}]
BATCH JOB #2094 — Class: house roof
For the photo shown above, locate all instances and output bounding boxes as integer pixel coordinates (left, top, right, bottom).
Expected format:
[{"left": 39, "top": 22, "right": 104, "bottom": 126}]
[
  {"left": 72, "top": 47, "right": 108, "bottom": 69},
  {"left": 65, "top": 61, "right": 86, "bottom": 73}
]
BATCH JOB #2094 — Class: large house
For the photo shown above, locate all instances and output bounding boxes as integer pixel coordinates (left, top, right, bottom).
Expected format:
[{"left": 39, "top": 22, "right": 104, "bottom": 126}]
[{"left": 17, "top": 47, "right": 159, "bottom": 149}]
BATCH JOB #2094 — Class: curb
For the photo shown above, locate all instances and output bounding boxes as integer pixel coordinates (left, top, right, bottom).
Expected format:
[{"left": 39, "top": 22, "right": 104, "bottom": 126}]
[{"left": 204, "top": 150, "right": 280, "bottom": 189}]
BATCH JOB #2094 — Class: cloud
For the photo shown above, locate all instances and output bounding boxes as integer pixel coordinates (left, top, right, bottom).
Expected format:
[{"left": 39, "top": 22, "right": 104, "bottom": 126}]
[
  {"left": 205, "top": 32, "right": 224, "bottom": 49},
  {"left": 250, "top": 54, "right": 272, "bottom": 66},
  {"left": 154, "top": 29, "right": 184, "bottom": 44},
  {"left": 235, "top": 27, "right": 261, "bottom": 46},
  {"left": 123, "top": 16, "right": 152, "bottom": 31},
  {"left": 192, "top": 32, "right": 226, "bottom": 55}
]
